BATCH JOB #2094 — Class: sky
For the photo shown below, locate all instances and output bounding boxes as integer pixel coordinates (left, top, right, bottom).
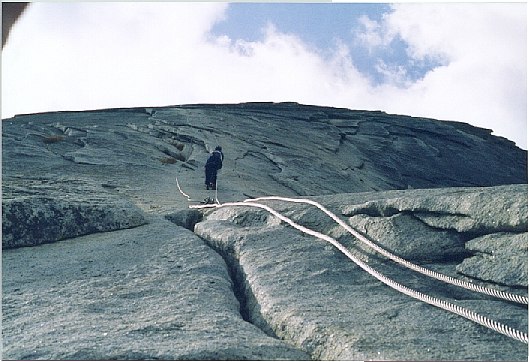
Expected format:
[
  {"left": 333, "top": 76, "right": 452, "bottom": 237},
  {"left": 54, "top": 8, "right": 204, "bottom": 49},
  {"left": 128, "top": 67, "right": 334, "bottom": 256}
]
[{"left": 2, "top": 2, "right": 527, "bottom": 149}]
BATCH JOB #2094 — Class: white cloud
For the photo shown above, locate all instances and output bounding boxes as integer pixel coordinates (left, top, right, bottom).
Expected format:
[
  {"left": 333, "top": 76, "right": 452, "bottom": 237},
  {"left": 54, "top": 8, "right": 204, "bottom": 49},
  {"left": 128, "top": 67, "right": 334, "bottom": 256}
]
[
  {"left": 2, "top": 2, "right": 229, "bottom": 113},
  {"left": 398, "top": 4, "right": 526, "bottom": 148},
  {"left": 354, "top": 15, "right": 388, "bottom": 51},
  {"left": 354, "top": 3, "right": 527, "bottom": 148},
  {"left": 2, "top": 2, "right": 526, "bottom": 148},
  {"left": 202, "top": 24, "right": 370, "bottom": 104}
]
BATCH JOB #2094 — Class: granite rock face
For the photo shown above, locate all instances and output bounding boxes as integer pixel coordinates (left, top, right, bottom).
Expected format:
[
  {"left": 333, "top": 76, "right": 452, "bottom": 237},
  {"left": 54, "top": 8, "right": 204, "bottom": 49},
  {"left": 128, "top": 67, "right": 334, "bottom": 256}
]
[
  {"left": 194, "top": 184, "right": 528, "bottom": 360},
  {"left": 2, "top": 103, "right": 527, "bottom": 360},
  {"left": 2, "top": 217, "right": 309, "bottom": 360},
  {"left": 2, "top": 177, "right": 147, "bottom": 248},
  {"left": 339, "top": 185, "right": 528, "bottom": 264},
  {"left": 2, "top": 103, "right": 527, "bottom": 205},
  {"left": 457, "top": 232, "right": 528, "bottom": 287}
]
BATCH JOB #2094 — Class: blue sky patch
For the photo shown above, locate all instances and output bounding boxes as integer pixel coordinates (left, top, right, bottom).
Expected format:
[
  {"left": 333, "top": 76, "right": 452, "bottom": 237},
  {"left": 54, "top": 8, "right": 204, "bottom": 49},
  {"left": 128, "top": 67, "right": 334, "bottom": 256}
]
[{"left": 211, "top": 3, "right": 442, "bottom": 86}]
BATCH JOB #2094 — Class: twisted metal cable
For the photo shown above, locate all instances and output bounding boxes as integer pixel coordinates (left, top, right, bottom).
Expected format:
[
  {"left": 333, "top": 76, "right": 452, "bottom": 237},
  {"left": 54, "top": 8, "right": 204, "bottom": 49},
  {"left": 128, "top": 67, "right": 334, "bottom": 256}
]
[
  {"left": 215, "top": 179, "right": 220, "bottom": 204},
  {"left": 191, "top": 201, "right": 528, "bottom": 344},
  {"left": 247, "top": 196, "right": 528, "bottom": 306},
  {"left": 175, "top": 175, "right": 220, "bottom": 204},
  {"left": 175, "top": 175, "right": 195, "bottom": 202}
]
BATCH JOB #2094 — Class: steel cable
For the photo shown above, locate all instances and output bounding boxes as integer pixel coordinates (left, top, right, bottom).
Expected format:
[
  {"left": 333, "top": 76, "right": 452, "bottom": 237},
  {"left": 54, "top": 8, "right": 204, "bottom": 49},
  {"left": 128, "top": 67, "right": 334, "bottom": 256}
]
[
  {"left": 191, "top": 201, "right": 528, "bottom": 344},
  {"left": 175, "top": 175, "right": 219, "bottom": 204},
  {"left": 175, "top": 175, "right": 195, "bottom": 202},
  {"left": 246, "top": 196, "right": 528, "bottom": 305}
]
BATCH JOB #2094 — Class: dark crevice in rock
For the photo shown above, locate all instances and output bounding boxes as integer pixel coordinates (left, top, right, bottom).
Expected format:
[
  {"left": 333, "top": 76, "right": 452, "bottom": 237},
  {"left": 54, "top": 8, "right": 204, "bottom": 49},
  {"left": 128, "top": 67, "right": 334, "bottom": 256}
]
[
  {"left": 346, "top": 206, "right": 468, "bottom": 220},
  {"left": 164, "top": 209, "right": 203, "bottom": 231},
  {"left": 260, "top": 139, "right": 288, "bottom": 148},
  {"left": 346, "top": 207, "right": 488, "bottom": 242},
  {"left": 407, "top": 213, "right": 484, "bottom": 242},
  {"left": 411, "top": 212, "right": 527, "bottom": 242},
  {"left": 434, "top": 249, "right": 473, "bottom": 264},
  {"left": 269, "top": 174, "right": 304, "bottom": 196},
  {"left": 165, "top": 210, "right": 282, "bottom": 339},
  {"left": 204, "top": 240, "right": 279, "bottom": 339}
]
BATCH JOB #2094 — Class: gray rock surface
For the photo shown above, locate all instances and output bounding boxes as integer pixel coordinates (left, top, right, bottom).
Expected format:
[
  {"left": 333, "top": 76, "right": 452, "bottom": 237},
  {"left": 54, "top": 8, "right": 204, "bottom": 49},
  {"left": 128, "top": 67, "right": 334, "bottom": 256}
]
[
  {"left": 2, "top": 103, "right": 527, "bottom": 360},
  {"left": 2, "top": 216, "right": 309, "bottom": 360},
  {"left": 457, "top": 232, "right": 528, "bottom": 287},
  {"left": 347, "top": 212, "right": 467, "bottom": 262},
  {"left": 2, "top": 177, "right": 147, "bottom": 248},
  {"left": 165, "top": 209, "right": 203, "bottom": 231},
  {"left": 194, "top": 185, "right": 528, "bottom": 360},
  {"left": 338, "top": 185, "right": 528, "bottom": 263},
  {"left": 2, "top": 103, "right": 527, "bottom": 206}
]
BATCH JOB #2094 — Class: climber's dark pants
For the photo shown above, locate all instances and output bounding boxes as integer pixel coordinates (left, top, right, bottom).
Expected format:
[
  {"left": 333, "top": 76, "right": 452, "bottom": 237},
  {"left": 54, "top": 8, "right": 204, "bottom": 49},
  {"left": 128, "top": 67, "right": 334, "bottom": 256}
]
[{"left": 205, "top": 166, "right": 218, "bottom": 188}]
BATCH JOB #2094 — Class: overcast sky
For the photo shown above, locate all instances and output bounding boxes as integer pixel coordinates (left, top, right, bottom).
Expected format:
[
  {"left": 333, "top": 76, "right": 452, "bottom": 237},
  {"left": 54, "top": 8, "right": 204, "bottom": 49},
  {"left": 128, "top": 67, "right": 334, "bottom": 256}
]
[{"left": 2, "top": 2, "right": 527, "bottom": 149}]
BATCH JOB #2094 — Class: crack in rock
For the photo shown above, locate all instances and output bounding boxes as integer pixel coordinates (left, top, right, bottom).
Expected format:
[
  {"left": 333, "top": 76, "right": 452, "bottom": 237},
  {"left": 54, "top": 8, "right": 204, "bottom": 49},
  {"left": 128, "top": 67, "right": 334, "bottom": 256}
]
[{"left": 165, "top": 209, "right": 286, "bottom": 340}]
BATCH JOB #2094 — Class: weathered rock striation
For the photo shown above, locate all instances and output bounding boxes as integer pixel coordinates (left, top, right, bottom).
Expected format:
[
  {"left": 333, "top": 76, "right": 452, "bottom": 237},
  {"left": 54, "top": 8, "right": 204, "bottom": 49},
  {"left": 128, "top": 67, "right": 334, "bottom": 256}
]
[
  {"left": 2, "top": 103, "right": 527, "bottom": 360},
  {"left": 2, "top": 103, "right": 527, "bottom": 203}
]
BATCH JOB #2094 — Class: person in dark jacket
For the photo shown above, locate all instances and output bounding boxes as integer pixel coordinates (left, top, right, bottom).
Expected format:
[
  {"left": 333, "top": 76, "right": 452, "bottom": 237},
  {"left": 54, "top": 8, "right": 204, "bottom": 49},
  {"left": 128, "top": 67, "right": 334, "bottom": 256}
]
[{"left": 205, "top": 146, "right": 224, "bottom": 190}]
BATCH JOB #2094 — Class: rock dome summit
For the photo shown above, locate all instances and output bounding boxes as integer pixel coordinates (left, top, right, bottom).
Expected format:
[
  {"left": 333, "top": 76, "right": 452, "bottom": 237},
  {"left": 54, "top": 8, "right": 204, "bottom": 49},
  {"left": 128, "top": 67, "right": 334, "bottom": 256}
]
[{"left": 2, "top": 102, "right": 527, "bottom": 360}]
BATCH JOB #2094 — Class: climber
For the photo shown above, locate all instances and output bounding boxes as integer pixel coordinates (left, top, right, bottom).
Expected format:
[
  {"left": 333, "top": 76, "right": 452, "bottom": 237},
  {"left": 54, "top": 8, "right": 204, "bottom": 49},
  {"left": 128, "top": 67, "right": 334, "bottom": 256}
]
[{"left": 205, "top": 146, "right": 224, "bottom": 190}]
